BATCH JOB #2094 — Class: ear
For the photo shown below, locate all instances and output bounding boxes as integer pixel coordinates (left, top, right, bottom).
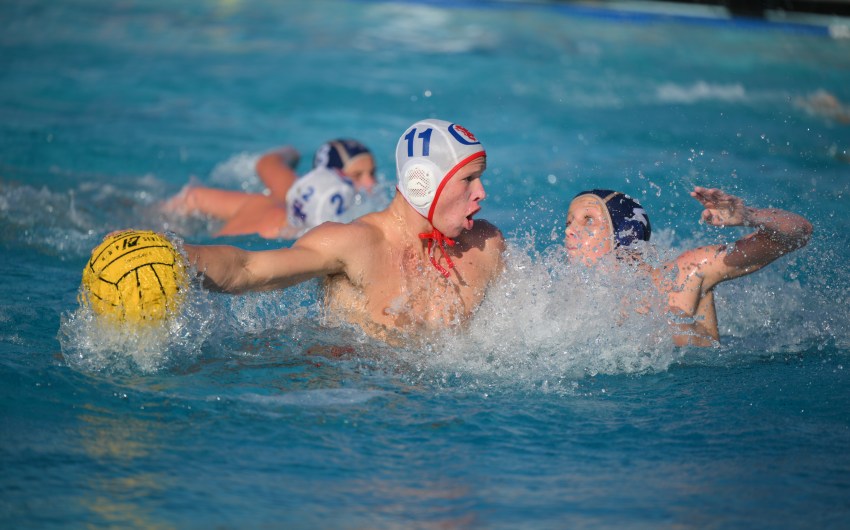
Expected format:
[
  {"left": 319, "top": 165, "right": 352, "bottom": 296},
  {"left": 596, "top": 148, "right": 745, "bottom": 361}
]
[{"left": 399, "top": 158, "right": 441, "bottom": 214}]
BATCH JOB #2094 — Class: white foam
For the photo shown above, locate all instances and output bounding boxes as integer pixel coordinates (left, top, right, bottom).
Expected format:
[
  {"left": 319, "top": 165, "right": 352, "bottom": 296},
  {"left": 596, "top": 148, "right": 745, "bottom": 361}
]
[
  {"left": 58, "top": 226, "right": 843, "bottom": 388},
  {"left": 656, "top": 81, "right": 747, "bottom": 104},
  {"left": 354, "top": 4, "right": 497, "bottom": 54},
  {"left": 391, "top": 240, "right": 679, "bottom": 393},
  {"left": 58, "top": 285, "right": 216, "bottom": 374},
  {"left": 208, "top": 151, "right": 263, "bottom": 191}
]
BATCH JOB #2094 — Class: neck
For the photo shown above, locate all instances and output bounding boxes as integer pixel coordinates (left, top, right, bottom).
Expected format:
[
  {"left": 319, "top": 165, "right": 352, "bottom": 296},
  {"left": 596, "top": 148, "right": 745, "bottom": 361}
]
[
  {"left": 387, "top": 193, "right": 459, "bottom": 278},
  {"left": 388, "top": 193, "right": 433, "bottom": 240}
]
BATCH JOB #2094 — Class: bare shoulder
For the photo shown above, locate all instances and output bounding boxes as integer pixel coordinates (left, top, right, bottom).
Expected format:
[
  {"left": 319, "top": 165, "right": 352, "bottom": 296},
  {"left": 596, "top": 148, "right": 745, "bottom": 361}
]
[
  {"left": 662, "top": 244, "right": 728, "bottom": 278},
  {"left": 653, "top": 244, "right": 732, "bottom": 300},
  {"left": 454, "top": 219, "right": 506, "bottom": 281},
  {"left": 294, "top": 217, "right": 384, "bottom": 254},
  {"left": 456, "top": 219, "right": 505, "bottom": 254}
]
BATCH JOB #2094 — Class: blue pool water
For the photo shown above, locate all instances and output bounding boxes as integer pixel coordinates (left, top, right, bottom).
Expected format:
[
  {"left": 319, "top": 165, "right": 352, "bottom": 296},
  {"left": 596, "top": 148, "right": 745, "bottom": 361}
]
[{"left": 2, "top": 0, "right": 850, "bottom": 527}]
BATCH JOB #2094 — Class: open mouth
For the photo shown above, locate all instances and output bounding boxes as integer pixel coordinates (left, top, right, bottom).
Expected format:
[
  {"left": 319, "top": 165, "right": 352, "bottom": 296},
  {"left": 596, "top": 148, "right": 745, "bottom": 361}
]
[{"left": 465, "top": 208, "right": 479, "bottom": 229}]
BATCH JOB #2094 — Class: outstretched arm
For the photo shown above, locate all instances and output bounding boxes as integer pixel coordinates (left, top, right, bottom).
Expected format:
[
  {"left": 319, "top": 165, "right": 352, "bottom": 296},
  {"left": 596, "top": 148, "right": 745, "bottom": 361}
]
[
  {"left": 183, "top": 222, "right": 349, "bottom": 293},
  {"left": 689, "top": 186, "right": 812, "bottom": 290}
]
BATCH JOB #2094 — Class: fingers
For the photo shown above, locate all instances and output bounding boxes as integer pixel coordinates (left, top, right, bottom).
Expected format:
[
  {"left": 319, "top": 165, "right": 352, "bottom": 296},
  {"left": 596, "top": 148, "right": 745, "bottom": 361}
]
[
  {"left": 693, "top": 186, "right": 723, "bottom": 201},
  {"left": 692, "top": 187, "right": 722, "bottom": 210},
  {"left": 701, "top": 209, "right": 718, "bottom": 225},
  {"left": 692, "top": 186, "right": 745, "bottom": 210}
]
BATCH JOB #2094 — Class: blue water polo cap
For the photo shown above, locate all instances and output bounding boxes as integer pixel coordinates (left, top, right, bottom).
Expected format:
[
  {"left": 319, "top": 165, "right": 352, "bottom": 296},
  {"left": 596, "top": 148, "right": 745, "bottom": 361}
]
[
  {"left": 313, "top": 139, "right": 371, "bottom": 171},
  {"left": 573, "top": 189, "right": 651, "bottom": 247}
]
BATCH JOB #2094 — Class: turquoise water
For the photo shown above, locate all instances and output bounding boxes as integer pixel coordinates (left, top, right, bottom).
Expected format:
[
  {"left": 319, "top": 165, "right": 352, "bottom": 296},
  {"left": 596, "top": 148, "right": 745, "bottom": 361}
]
[{"left": 3, "top": 0, "right": 850, "bottom": 528}]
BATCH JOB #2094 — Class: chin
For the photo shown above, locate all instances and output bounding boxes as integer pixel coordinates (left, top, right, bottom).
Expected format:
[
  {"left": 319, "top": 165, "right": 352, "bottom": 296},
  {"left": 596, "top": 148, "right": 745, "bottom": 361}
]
[
  {"left": 568, "top": 251, "right": 595, "bottom": 265},
  {"left": 445, "top": 227, "right": 464, "bottom": 238}
]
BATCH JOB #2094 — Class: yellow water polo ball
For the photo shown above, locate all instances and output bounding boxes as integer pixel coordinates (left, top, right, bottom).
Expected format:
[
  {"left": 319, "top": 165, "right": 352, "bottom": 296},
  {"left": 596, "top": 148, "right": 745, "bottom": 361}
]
[{"left": 80, "top": 230, "right": 189, "bottom": 323}]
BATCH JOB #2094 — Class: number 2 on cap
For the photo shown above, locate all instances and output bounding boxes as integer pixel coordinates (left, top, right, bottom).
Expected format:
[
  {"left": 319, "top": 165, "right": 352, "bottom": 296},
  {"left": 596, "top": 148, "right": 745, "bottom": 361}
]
[{"left": 404, "top": 128, "right": 433, "bottom": 157}]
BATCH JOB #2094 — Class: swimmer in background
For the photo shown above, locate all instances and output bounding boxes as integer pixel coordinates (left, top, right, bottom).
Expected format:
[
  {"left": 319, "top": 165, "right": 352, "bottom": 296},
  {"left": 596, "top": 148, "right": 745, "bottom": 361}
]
[
  {"left": 180, "top": 119, "right": 505, "bottom": 342},
  {"left": 793, "top": 90, "right": 850, "bottom": 164},
  {"left": 795, "top": 90, "right": 850, "bottom": 125},
  {"left": 564, "top": 187, "right": 812, "bottom": 346},
  {"left": 163, "top": 139, "right": 378, "bottom": 238}
]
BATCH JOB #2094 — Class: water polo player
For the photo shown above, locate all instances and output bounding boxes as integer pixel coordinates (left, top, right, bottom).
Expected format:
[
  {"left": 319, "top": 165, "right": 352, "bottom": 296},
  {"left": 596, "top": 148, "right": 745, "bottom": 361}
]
[
  {"left": 163, "top": 139, "right": 377, "bottom": 238},
  {"left": 181, "top": 119, "right": 505, "bottom": 340},
  {"left": 565, "top": 186, "right": 812, "bottom": 346}
]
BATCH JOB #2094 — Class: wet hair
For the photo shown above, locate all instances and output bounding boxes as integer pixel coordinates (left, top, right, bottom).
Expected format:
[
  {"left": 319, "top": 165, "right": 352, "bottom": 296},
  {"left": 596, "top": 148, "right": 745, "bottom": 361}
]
[
  {"left": 313, "top": 139, "right": 371, "bottom": 171},
  {"left": 573, "top": 189, "right": 651, "bottom": 247}
]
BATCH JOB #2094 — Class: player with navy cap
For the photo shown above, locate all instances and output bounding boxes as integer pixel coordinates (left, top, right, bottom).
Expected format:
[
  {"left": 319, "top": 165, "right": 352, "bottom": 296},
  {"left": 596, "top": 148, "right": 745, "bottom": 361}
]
[
  {"left": 181, "top": 119, "right": 505, "bottom": 340},
  {"left": 565, "top": 186, "right": 812, "bottom": 346},
  {"left": 163, "top": 138, "right": 376, "bottom": 239}
]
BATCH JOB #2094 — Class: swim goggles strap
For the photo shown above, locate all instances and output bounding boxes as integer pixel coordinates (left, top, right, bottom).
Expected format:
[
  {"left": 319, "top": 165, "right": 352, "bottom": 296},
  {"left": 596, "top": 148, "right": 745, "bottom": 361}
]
[{"left": 418, "top": 228, "right": 456, "bottom": 278}]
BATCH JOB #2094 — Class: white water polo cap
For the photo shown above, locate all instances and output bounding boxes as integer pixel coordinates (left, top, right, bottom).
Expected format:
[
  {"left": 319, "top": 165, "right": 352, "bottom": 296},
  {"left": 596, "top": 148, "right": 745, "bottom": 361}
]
[
  {"left": 396, "top": 119, "right": 485, "bottom": 223},
  {"left": 286, "top": 167, "right": 355, "bottom": 229}
]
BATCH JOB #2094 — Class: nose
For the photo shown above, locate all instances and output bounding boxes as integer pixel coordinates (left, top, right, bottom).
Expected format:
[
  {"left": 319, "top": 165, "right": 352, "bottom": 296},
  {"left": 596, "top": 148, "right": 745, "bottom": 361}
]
[
  {"left": 472, "top": 179, "right": 486, "bottom": 202},
  {"left": 355, "top": 173, "right": 377, "bottom": 193},
  {"left": 362, "top": 175, "right": 377, "bottom": 192},
  {"left": 564, "top": 224, "right": 581, "bottom": 247}
]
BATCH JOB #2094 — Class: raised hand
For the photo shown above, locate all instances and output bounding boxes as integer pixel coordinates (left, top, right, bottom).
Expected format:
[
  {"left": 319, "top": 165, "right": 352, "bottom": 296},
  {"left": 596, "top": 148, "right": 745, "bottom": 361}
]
[{"left": 691, "top": 186, "right": 750, "bottom": 227}]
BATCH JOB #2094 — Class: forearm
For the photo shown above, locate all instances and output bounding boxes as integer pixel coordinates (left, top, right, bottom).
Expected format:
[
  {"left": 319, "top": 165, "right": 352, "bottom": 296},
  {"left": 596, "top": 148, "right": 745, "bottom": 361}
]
[
  {"left": 184, "top": 244, "right": 256, "bottom": 293},
  {"left": 691, "top": 187, "right": 814, "bottom": 290},
  {"left": 256, "top": 147, "right": 299, "bottom": 200},
  {"left": 742, "top": 207, "right": 813, "bottom": 249},
  {"left": 184, "top": 230, "right": 345, "bottom": 294},
  {"left": 719, "top": 207, "right": 812, "bottom": 280}
]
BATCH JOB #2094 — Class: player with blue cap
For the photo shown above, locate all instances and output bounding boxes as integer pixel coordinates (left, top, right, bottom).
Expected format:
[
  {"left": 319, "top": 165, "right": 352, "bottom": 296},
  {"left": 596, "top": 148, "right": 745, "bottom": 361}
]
[
  {"left": 163, "top": 138, "right": 376, "bottom": 238},
  {"left": 565, "top": 186, "right": 811, "bottom": 346}
]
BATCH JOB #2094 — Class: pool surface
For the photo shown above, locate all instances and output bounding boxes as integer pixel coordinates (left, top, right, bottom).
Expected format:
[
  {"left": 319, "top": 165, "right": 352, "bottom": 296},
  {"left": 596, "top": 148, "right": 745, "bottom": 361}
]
[{"left": 2, "top": 1, "right": 850, "bottom": 528}]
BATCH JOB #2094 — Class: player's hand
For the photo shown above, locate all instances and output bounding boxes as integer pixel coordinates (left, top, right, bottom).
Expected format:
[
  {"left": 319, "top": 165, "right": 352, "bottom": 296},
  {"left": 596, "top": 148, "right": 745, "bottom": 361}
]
[{"left": 691, "top": 186, "right": 749, "bottom": 227}]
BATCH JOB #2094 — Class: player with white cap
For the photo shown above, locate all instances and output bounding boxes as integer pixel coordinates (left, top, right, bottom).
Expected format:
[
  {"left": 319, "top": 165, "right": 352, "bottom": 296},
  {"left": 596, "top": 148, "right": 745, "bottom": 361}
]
[
  {"left": 181, "top": 119, "right": 505, "bottom": 338},
  {"left": 395, "top": 119, "right": 487, "bottom": 276},
  {"left": 163, "top": 139, "right": 376, "bottom": 239}
]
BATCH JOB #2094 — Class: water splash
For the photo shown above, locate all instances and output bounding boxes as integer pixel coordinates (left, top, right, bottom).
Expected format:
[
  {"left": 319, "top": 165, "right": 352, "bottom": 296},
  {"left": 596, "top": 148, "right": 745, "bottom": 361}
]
[
  {"left": 207, "top": 151, "right": 263, "bottom": 191},
  {"left": 58, "top": 289, "right": 215, "bottom": 374},
  {"left": 393, "top": 240, "right": 678, "bottom": 394}
]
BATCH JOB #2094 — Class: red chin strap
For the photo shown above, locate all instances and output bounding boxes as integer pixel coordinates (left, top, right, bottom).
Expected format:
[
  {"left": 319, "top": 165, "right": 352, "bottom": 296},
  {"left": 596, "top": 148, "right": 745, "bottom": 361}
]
[{"left": 418, "top": 228, "right": 456, "bottom": 277}]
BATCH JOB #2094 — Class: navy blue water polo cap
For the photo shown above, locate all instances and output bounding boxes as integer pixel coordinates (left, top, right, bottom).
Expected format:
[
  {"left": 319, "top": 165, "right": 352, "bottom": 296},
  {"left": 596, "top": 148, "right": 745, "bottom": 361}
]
[
  {"left": 573, "top": 189, "right": 652, "bottom": 247},
  {"left": 313, "top": 139, "right": 371, "bottom": 171}
]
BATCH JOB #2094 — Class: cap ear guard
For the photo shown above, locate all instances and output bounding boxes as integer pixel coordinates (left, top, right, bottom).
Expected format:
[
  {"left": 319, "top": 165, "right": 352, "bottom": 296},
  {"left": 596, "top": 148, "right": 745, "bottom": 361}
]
[{"left": 399, "top": 158, "right": 441, "bottom": 216}]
